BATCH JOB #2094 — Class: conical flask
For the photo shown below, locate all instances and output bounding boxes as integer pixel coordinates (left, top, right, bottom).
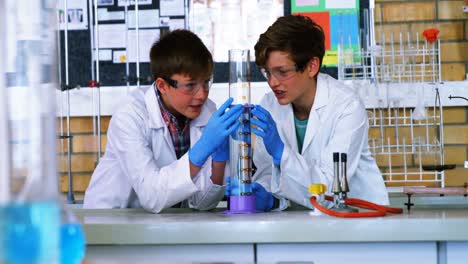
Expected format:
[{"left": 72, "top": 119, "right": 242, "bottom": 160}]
[{"left": 0, "top": 1, "right": 60, "bottom": 263}]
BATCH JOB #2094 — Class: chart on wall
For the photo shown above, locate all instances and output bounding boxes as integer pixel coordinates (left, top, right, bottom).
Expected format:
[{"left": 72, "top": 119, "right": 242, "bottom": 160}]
[
  {"left": 57, "top": 0, "right": 187, "bottom": 87},
  {"left": 291, "top": 0, "right": 360, "bottom": 67}
]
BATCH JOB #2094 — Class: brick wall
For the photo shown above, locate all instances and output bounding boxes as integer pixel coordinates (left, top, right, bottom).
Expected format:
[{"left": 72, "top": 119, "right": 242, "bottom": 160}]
[
  {"left": 373, "top": 0, "right": 468, "bottom": 187},
  {"left": 375, "top": 0, "right": 468, "bottom": 81},
  {"left": 57, "top": 117, "right": 110, "bottom": 200},
  {"left": 60, "top": 0, "right": 468, "bottom": 198}
]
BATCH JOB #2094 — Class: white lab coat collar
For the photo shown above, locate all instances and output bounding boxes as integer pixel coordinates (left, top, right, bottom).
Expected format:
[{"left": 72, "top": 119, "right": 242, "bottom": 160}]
[
  {"left": 302, "top": 73, "right": 330, "bottom": 153},
  {"left": 144, "top": 83, "right": 211, "bottom": 129},
  {"left": 311, "top": 73, "right": 329, "bottom": 111}
]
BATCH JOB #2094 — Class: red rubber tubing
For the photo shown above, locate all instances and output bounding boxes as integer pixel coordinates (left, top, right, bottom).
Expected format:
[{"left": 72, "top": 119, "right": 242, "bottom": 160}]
[
  {"left": 324, "top": 195, "right": 403, "bottom": 214},
  {"left": 310, "top": 196, "right": 385, "bottom": 218},
  {"left": 309, "top": 195, "right": 403, "bottom": 218}
]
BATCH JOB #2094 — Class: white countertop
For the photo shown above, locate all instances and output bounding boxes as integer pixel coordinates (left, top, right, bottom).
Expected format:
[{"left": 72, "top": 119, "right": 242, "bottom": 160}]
[{"left": 74, "top": 206, "right": 468, "bottom": 245}]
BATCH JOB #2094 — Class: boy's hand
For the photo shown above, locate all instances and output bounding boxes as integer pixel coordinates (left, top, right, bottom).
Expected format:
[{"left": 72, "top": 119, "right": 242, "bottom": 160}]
[
  {"left": 212, "top": 138, "right": 229, "bottom": 162},
  {"left": 189, "top": 98, "right": 242, "bottom": 167},
  {"left": 250, "top": 105, "right": 284, "bottom": 166},
  {"left": 252, "top": 182, "right": 274, "bottom": 211}
]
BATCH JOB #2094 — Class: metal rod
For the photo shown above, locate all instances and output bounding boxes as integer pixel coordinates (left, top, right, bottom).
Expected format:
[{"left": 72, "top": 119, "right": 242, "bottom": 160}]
[
  {"left": 89, "top": 0, "right": 98, "bottom": 167},
  {"left": 436, "top": 87, "right": 445, "bottom": 188},
  {"left": 425, "top": 108, "right": 430, "bottom": 152},
  {"left": 125, "top": 0, "right": 130, "bottom": 92},
  {"left": 387, "top": 137, "right": 392, "bottom": 178},
  {"left": 136, "top": 0, "right": 140, "bottom": 88},
  {"left": 379, "top": 99, "right": 385, "bottom": 152},
  {"left": 403, "top": 137, "right": 407, "bottom": 181},
  {"left": 94, "top": 0, "right": 102, "bottom": 161},
  {"left": 393, "top": 100, "right": 399, "bottom": 151},
  {"left": 64, "top": 0, "right": 75, "bottom": 203},
  {"left": 56, "top": 5, "right": 66, "bottom": 194}
]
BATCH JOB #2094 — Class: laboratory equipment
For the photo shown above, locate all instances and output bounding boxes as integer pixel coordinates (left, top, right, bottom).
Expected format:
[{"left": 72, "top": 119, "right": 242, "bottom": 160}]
[
  {"left": 309, "top": 184, "right": 403, "bottom": 217},
  {"left": 330, "top": 153, "right": 357, "bottom": 213},
  {"left": 227, "top": 49, "right": 255, "bottom": 213},
  {"left": 309, "top": 153, "right": 403, "bottom": 218},
  {"left": 337, "top": 7, "right": 446, "bottom": 192},
  {"left": 62, "top": 0, "right": 75, "bottom": 204},
  {"left": 0, "top": 0, "right": 61, "bottom": 263}
]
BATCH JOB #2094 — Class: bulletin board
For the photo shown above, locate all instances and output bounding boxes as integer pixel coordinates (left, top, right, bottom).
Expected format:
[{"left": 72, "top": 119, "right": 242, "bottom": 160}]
[
  {"left": 58, "top": 0, "right": 186, "bottom": 88},
  {"left": 58, "top": 0, "right": 369, "bottom": 87}
]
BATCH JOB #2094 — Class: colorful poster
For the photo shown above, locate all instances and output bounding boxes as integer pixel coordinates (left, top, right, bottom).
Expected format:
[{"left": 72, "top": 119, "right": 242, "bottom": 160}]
[{"left": 291, "top": 0, "right": 359, "bottom": 66}]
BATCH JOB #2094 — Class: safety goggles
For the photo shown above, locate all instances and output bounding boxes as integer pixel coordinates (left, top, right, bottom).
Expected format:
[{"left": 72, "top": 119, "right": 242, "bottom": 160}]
[
  {"left": 260, "top": 64, "right": 299, "bottom": 82},
  {"left": 163, "top": 77, "right": 212, "bottom": 95}
]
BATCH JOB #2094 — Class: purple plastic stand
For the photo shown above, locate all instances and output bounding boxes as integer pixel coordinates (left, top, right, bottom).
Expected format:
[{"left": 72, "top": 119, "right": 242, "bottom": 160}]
[{"left": 225, "top": 196, "right": 256, "bottom": 214}]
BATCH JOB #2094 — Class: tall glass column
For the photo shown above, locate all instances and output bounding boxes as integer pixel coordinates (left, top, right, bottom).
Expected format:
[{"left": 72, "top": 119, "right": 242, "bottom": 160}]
[{"left": 228, "top": 49, "right": 255, "bottom": 213}]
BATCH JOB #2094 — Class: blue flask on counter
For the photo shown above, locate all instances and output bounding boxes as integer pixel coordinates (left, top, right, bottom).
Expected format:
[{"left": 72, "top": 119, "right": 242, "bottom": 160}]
[
  {"left": 0, "top": 0, "right": 61, "bottom": 263},
  {"left": 60, "top": 208, "right": 86, "bottom": 264}
]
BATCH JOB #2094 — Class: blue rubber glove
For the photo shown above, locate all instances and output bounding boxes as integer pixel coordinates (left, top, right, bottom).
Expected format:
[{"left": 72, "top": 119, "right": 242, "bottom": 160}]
[
  {"left": 252, "top": 182, "right": 274, "bottom": 212},
  {"left": 225, "top": 176, "right": 240, "bottom": 197},
  {"left": 250, "top": 105, "right": 284, "bottom": 165},
  {"left": 212, "top": 137, "right": 229, "bottom": 162},
  {"left": 189, "top": 98, "right": 243, "bottom": 166}
]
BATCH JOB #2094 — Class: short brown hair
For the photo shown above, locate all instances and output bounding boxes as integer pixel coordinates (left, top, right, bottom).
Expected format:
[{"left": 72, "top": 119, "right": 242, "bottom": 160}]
[
  {"left": 254, "top": 15, "right": 325, "bottom": 71},
  {"left": 150, "top": 29, "right": 213, "bottom": 80}
]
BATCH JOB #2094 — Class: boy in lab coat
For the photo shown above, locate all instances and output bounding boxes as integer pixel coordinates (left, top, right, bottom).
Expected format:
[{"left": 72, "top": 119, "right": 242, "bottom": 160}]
[
  {"left": 248, "top": 15, "right": 389, "bottom": 211},
  {"left": 83, "top": 30, "right": 242, "bottom": 213}
]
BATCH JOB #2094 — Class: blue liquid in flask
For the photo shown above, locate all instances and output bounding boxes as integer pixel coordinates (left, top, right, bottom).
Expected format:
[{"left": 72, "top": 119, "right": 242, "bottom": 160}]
[
  {"left": 1, "top": 202, "right": 59, "bottom": 264},
  {"left": 60, "top": 223, "right": 85, "bottom": 264}
]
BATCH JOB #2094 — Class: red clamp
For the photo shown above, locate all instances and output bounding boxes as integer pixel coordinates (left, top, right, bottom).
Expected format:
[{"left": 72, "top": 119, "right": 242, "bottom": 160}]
[
  {"left": 422, "top": 28, "right": 439, "bottom": 43},
  {"left": 88, "top": 80, "right": 101, "bottom": 88}
]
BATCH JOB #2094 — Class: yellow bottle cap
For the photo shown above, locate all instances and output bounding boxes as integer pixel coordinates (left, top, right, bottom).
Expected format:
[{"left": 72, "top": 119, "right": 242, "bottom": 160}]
[{"left": 309, "top": 184, "right": 326, "bottom": 195}]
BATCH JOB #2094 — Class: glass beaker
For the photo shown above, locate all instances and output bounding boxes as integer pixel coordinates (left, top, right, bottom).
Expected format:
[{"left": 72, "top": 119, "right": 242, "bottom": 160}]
[
  {"left": 0, "top": 1, "right": 60, "bottom": 263},
  {"left": 228, "top": 49, "right": 255, "bottom": 213}
]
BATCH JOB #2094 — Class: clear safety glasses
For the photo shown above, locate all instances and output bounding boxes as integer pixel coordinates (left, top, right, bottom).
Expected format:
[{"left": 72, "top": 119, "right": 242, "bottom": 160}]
[
  {"left": 260, "top": 64, "right": 299, "bottom": 82},
  {"left": 163, "top": 77, "right": 212, "bottom": 95}
]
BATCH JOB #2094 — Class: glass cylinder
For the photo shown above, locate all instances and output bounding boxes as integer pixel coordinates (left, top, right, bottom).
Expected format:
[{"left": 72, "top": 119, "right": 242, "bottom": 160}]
[
  {"left": 0, "top": 0, "right": 60, "bottom": 263},
  {"left": 228, "top": 49, "right": 255, "bottom": 213}
]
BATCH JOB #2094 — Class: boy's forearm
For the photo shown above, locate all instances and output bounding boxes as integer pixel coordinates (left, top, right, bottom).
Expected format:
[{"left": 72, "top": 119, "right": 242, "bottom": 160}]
[
  {"left": 211, "top": 161, "right": 226, "bottom": 185},
  {"left": 189, "top": 162, "right": 202, "bottom": 178}
]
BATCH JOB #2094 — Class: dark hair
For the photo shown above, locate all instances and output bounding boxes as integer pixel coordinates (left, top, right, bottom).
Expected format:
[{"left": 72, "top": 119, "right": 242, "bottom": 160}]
[
  {"left": 254, "top": 15, "right": 325, "bottom": 71},
  {"left": 149, "top": 29, "right": 213, "bottom": 80}
]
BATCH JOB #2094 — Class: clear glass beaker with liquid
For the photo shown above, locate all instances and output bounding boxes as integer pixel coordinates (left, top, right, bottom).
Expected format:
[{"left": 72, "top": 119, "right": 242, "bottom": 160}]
[{"left": 0, "top": 1, "right": 61, "bottom": 263}]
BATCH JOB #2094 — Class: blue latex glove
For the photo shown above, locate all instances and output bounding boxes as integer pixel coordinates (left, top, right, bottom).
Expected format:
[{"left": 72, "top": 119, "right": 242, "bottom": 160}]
[
  {"left": 212, "top": 137, "right": 229, "bottom": 162},
  {"left": 252, "top": 182, "right": 274, "bottom": 212},
  {"left": 250, "top": 105, "right": 284, "bottom": 165},
  {"left": 225, "top": 176, "right": 240, "bottom": 197},
  {"left": 189, "top": 98, "right": 243, "bottom": 166}
]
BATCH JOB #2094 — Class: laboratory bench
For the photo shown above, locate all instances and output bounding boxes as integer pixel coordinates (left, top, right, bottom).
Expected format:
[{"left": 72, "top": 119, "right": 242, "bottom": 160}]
[{"left": 71, "top": 195, "right": 468, "bottom": 264}]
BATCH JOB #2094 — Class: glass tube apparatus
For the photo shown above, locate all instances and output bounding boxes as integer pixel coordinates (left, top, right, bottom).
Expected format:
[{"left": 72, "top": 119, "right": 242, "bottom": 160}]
[
  {"left": 0, "top": 1, "right": 60, "bottom": 263},
  {"left": 228, "top": 49, "right": 255, "bottom": 213}
]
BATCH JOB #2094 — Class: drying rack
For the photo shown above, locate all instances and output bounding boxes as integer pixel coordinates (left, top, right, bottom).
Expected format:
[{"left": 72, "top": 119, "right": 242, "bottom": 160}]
[{"left": 337, "top": 10, "right": 448, "bottom": 192}]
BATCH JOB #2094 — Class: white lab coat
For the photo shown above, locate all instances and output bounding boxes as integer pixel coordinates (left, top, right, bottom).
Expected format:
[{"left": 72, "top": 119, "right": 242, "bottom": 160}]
[
  {"left": 253, "top": 73, "right": 389, "bottom": 210},
  {"left": 83, "top": 84, "right": 225, "bottom": 213}
]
